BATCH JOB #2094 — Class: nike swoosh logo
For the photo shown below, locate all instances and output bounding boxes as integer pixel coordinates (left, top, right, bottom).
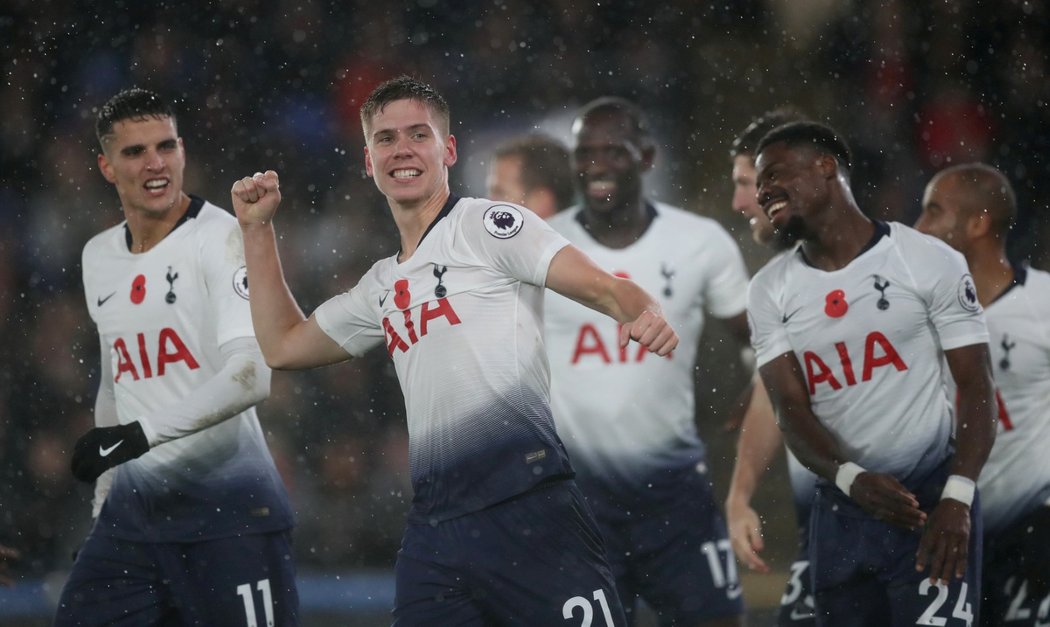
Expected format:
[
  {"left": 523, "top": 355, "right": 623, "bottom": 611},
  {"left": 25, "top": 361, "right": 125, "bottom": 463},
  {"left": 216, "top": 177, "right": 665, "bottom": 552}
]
[
  {"left": 99, "top": 440, "right": 124, "bottom": 457},
  {"left": 97, "top": 292, "right": 116, "bottom": 307},
  {"left": 379, "top": 291, "right": 390, "bottom": 307},
  {"left": 782, "top": 307, "right": 803, "bottom": 324}
]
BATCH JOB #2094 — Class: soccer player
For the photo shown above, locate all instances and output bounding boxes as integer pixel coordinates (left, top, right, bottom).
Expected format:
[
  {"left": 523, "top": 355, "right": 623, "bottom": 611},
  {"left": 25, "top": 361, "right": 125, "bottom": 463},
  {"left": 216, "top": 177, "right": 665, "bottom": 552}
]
[
  {"left": 231, "top": 76, "right": 678, "bottom": 626},
  {"left": 724, "top": 108, "right": 821, "bottom": 625},
  {"left": 486, "top": 133, "right": 575, "bottom": 219},
  {"left": 914, "top": 163, "right": 1050, "bottom": 626},
  {"left": 55, "top": 88, "right": 297, "bottom": 627},
  {"left": 544, "top": 96, "right": 749, "bottom": 626},
  {"left": 747, "top": 121, "right": 997, "bottom": 626}
]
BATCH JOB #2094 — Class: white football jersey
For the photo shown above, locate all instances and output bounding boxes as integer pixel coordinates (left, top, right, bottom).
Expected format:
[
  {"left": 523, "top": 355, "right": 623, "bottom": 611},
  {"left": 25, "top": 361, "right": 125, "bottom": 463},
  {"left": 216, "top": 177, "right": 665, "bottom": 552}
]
[
  {"left": 81, "top": 197, "right": 292, "bottom": 541},
  {"left": 544, "top": 202, "right": 750, "bottom": 490},
  {"left": 962, "top": 265, "right": 1050, "bottom": 534},
  {"left": 748, "top": 222, "right": 989, "bottom": 481},
  {"left": 315, "top": 196, "right": 574, "bottom": 523}
]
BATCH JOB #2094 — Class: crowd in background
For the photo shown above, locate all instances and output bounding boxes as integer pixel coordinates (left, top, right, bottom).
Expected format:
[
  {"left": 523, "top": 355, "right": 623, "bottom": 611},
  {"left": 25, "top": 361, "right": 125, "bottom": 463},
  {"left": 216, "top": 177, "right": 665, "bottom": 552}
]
[{"left": 2, "top": 0, "right": 1048, "bottom": 583}]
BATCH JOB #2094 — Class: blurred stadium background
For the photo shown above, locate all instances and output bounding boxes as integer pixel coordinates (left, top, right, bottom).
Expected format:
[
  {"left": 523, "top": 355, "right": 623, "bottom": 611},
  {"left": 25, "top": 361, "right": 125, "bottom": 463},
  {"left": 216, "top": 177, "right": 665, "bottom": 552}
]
[{"left": 2, "top": 1, "right": 1048, "bottom": 624}]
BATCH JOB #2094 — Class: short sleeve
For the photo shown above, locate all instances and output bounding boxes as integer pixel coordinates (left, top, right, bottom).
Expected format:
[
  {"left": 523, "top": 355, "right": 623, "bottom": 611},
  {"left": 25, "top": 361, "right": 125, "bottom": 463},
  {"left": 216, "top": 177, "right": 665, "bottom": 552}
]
[
  {"left": 913, "top": 238, "right": 989, "bottom": 351},
  {"left": 460, "top": 201, "right": 570, "bottom": 287},
  {"left": 747, "top": 268, "right": 793, "bottom": 367},
  {"left": 313, "top": 272, "right": 386, "bottom": 358},
  {"left": 703, "top": 223, "right": 750, "bottom": 319},
  {"left": 202, "top": 219, "right": 257, "bottom": 346}
]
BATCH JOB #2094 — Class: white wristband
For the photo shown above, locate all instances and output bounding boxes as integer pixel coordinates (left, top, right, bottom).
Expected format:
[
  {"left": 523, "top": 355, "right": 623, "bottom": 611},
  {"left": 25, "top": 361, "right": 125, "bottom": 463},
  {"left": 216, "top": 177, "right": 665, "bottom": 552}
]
[
  {"left": 940, "top": 475, "right": 975, "bottom": 507},
  {"left": 835, "top": 462, "right": 866, "bottom": 496}
]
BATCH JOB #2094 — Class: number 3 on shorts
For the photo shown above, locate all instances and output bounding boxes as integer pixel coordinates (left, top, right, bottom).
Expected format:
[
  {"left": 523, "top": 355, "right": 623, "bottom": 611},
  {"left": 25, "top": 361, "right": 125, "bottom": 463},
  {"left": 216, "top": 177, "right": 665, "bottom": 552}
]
[
  {"left": 563, "top": 588, "right": 615, "bottom": 626},
  {"left": 917, "top": 580, "right": 973, "bottom": 627}
]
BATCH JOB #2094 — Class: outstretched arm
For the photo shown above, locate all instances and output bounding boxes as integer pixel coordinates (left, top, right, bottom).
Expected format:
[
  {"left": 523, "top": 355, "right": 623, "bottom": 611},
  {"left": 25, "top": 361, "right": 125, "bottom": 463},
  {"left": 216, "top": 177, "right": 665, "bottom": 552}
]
[
  {"left": 725, "top": 375, "right": 782, "bottom": 572},
  {"left": 545, "top": 244, "right": 678, "bottom": 355},
  {"left": 231, "top": 170, "right": 349, "bottom": 369}
]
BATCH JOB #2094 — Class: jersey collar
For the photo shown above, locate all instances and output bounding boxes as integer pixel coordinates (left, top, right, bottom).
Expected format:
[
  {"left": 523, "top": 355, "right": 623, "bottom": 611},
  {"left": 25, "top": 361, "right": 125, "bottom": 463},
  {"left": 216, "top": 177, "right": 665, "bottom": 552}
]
[
  {"left": 123, "top": 194, "right": 205, "bottom": 251},
  {"left": 989, "top": 262, "right": 1028, "bottom": 305}
]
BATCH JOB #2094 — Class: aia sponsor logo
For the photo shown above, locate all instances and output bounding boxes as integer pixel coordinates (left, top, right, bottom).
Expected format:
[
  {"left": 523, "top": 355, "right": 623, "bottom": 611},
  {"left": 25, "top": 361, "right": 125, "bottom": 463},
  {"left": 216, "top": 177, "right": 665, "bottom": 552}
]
[
  {"left": 803, "top": 331, "right": 907, "bottom": 394},
  {"left": 382, "top": 279, "right": 462, "bottom": 356},
  {"left": 112, "top": 328, "right": 200, "bottom": 382}
]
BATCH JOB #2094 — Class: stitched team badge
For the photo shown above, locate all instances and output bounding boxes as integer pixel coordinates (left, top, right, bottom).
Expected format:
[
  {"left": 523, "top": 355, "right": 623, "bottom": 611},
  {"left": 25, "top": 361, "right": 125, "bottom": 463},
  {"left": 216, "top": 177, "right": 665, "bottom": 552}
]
[
  {"left": 483, "top": 205, "right": 523, "bottom": 239},
  {"left": 233, "top": 266, "right": 250, "bottom": 300},
  {"left": 957, "top": 274, "right": 980, "bottom": 312}
]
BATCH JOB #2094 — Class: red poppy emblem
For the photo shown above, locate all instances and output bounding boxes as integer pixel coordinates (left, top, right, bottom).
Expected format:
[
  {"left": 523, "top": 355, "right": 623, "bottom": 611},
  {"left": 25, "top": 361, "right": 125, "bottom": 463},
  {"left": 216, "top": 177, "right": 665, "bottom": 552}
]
[
  {"left": 131, "top": 274, "right": 146, "bottom": 304},
  {"left": 393, "top": 279, "right": 411, "bottom": 310},
  {"left": 824, "top": 289, "right": 848, "bottom": 318}
]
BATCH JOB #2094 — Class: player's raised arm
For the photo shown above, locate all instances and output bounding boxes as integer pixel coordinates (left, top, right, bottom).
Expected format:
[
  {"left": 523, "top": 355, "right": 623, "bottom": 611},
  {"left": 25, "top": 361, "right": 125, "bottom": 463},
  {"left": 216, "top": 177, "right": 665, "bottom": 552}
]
[
  {"left": 231, "top": 170, "right": 349, "bottom": 370},
  {"left": 545, "top": 243, "right": 678, "bottom": 356}
]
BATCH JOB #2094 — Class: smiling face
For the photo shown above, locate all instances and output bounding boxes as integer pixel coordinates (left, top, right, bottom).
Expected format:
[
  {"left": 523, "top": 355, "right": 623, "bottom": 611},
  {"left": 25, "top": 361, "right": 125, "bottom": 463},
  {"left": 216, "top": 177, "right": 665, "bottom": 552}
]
[
  {"left": 98, "top": 115, "right": 185, "bottom": 218},
  {"left": 363, "top": 98, "right": 457, "bottom": 209},
  {"left": 731, "top": 154, "right": 777, "bottom": 246},
  {"left": 754, "top": 141, "right": 832, "bottom": 247},
  {"left": 571, "top": 110, "right": 652, "bottom": 216}
]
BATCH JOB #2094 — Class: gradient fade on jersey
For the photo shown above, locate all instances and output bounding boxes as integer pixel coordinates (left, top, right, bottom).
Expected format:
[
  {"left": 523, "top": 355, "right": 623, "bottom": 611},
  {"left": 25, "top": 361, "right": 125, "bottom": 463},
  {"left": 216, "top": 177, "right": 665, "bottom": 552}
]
[
  {"left": 314, "top": 196, "right": 574, "bottom": 523},
  {"left": 748, "top": 222, "right": 988, "bottom": 481},
  {"left": 545, "top": 202, "right": 750, "bottom": 499},
  {"left": 967, "top": 265, "right": 1050, "bottom": 534},
  {"left": 81, "top": 198, "right": 293, "bottom": 541}
]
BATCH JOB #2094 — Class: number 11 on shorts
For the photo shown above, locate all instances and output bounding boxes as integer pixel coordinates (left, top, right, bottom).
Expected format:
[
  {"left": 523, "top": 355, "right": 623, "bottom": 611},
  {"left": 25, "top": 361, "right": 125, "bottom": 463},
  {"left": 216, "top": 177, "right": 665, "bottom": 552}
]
[{"left": 236, "top": 578, "right": 275, "bottom": 627}]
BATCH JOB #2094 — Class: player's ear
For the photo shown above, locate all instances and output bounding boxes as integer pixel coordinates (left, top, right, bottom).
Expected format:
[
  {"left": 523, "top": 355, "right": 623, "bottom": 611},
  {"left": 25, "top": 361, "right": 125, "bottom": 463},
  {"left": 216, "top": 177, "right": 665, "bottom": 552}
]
[
  {"left": 444, "top": 134, "right": 458, "bottom": 167},
  {"left": 967, "top": 209, "right": 992, "bottom": 238},
  {"left": 639, "top": 143, "right": 656, "bottom": 173},
  {"left": 98, "top": 152, "right": 116, "bottom": 184},
  {"left": 363, "top": 145, "right": 374, "bottom": 178},
  {"left": 816, "top": 153, "right": 838, "bottom": 179}
]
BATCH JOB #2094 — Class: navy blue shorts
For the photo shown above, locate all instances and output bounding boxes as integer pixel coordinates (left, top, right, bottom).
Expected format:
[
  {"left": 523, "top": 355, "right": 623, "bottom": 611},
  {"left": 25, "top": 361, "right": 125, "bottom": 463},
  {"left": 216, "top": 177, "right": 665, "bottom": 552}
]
[
  {"left": 393, "top": 480, "right": 627, "bottom": 626},
  {"left": 808, "top": 465, "right": 982, "bottom": 627},
  {"left": 981, "top": 505, "right": 1050, "bottom": 626},
  {"left": 776, "top": 550, "right": 816, "bottom": 626},
  {"left": 587, "top": 465, "right": 745, "bottom": 625},
  {"left": 54, "top": 529, "right": 298, "bottom": 627}
]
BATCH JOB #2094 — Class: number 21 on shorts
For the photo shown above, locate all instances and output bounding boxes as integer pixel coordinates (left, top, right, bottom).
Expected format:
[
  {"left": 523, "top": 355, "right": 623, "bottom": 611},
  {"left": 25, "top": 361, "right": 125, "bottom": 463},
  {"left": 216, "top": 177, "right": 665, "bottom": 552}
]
[{"left": 563, "top": 588, "right": 615, "bottom": 626}]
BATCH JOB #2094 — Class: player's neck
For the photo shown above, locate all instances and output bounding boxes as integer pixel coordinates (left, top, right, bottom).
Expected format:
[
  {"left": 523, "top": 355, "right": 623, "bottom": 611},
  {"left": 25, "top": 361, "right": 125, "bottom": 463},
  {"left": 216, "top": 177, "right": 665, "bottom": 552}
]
[
  {"left": 124, "top": 192, "right": 191, "bottom": 254},
  {"left": 390, "top": 187, "right": 450, "bottom": 262},
  {"left": 802, "top": 209, "right": 874, "bottom": 272},
  {"left": 967, "top": 247, "right": 1013, "bottom": 306},
  {"left": 580, "top": 199, "right": 650, "bottom": 249}
]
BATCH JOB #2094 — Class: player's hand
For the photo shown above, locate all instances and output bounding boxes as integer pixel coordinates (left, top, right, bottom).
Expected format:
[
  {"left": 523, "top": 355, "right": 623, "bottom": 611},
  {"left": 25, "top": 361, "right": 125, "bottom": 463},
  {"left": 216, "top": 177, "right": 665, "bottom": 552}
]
[
  {"left": 726, "top": 498, "right": 769, "bottom": 572},
  {"left": 618, "top": 310, "right": 678, "bottom": 356},
  {"left": 849, "top": 471, "right": 927, "bottom": 530},
  {"left": 231, "top": 170, "right": 282, "bottom": 226},
  {"left": 71, "top": 421, "right": 149, "bottom": 482},
  {"left": 0, "top": 544, "right": 20, "bottom": 587},
  {"left": 915, "top": 499, "right": 971, "bottom": 584}
]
